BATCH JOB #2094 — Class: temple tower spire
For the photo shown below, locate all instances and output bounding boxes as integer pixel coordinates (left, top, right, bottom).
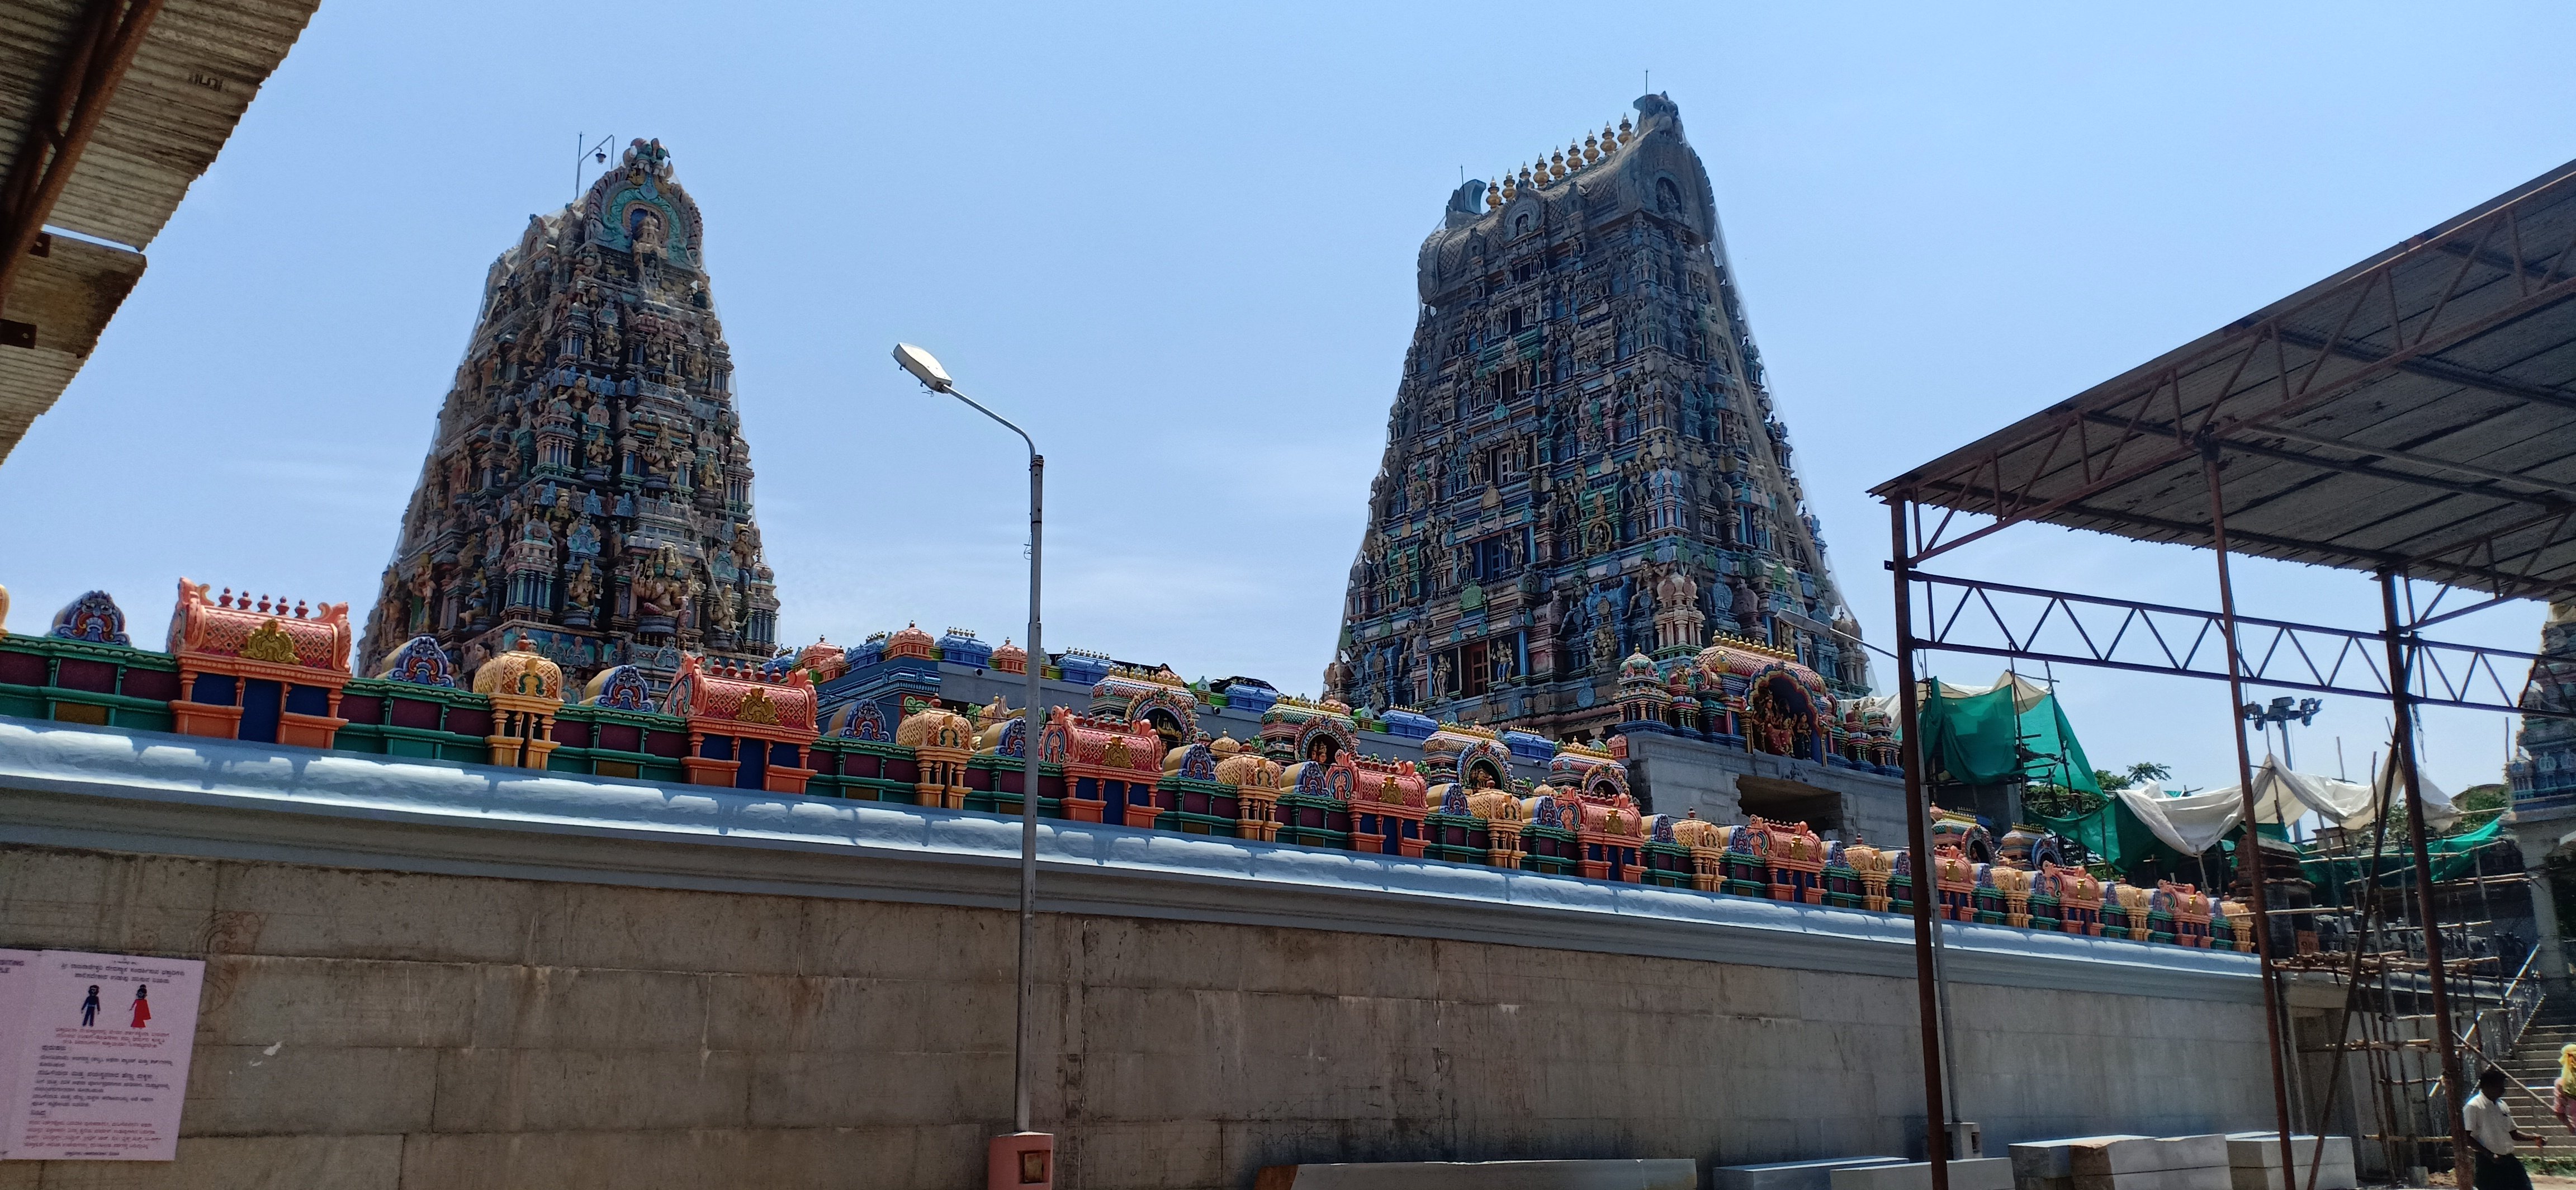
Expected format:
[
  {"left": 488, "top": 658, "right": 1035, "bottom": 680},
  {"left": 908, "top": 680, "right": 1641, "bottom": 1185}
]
[
  {"left": 1325, "top": 95, "right": 1864, "bottom": 739},
  {"left": 359, "top": 139, "right": 779, "bottom": 689}
]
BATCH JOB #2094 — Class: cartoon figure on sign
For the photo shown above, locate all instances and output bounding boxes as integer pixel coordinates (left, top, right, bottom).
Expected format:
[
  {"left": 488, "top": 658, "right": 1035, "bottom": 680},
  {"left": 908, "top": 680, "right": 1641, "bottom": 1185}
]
[
  {"left": 129, "top": 985, "right": 149, "bottom": 1028},
  {"left": 79, "top": 984, "right": 99, "bottom": 1026}
]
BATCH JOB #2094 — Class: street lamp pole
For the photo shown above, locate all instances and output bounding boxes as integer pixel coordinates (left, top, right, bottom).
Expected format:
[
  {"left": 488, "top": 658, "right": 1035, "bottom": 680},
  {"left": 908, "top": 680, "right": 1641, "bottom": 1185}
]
[{"left": 893, "top": 344, "right": 1054, "bottom": 1187}]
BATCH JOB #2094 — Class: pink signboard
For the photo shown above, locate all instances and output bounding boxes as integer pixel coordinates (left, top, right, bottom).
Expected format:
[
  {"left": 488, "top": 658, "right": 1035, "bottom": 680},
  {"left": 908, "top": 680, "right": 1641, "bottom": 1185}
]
[
  {"left": 0, "top": 951, "right": 203, "bottom": 1161},
  {"left": 0, "top": 951, "right": 34, "bottom": 1160}
]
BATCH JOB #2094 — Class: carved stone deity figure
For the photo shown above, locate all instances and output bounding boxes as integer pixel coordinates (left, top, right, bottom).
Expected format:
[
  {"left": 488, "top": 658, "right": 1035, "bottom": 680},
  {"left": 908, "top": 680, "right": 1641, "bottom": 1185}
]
[
  {"left": 1323, "top": 650, "right": 1355, "bottom": 700},
  {"left": 630, "top": 211, "right": 668, "bottom": 280},
  {"left": 1590, "top": 616, "right": 1620, "bottom": 674},
  {"left": 565, "top": 560, "right": 600, "bottom": 614},
  {"left": 631, "top": 547, "right": 689, "bottom": 617},
  {"left": 703, "top": 583, "right": 738, "bottom": 634}
]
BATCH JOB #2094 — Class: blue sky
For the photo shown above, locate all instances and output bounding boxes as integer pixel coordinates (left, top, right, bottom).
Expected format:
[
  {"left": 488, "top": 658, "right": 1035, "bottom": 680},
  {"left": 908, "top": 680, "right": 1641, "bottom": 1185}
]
[{"left": 2, "top": 2, "right": 2567, "bottom": 796}]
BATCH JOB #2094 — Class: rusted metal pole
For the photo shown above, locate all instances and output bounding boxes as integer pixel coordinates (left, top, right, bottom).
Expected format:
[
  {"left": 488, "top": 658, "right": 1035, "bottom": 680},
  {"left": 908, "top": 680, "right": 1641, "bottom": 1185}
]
[
  {"left": 2200, "top": 445, "right": 2302, "bottom": 1188},
  {"left": 2381, "top": 569, "right": 2474, "bottom": 1188},
  {"left": 1890, "top": 495, "right": 1951, "bottom": 1186}
]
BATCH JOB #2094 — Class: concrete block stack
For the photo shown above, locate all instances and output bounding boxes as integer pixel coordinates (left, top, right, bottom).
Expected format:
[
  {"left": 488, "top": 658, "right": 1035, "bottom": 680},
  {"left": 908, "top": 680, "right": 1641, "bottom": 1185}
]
[
  {"left": 1830, "top": 1158, "right": 2015, "bottom": 1190},
  {"left": 2007, "top": 1135, "right": 2229, "bottom": 1190},
  {"left": 1716, "top": 1157, "right": 1906, "bottom": 1190},
  {"left": 2221, "top": 1134, "right": 2356, "bottom": 1190}
]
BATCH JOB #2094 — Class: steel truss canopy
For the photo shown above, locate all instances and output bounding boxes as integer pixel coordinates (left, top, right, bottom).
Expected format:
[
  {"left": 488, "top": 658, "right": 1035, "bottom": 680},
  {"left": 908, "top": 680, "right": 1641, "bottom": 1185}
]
[
  {"left": 0, "top": 0, "right": 321, "bottom": 463},
  {"left": 1874, "top": 157, "right": 2576, "bottom": 603}
]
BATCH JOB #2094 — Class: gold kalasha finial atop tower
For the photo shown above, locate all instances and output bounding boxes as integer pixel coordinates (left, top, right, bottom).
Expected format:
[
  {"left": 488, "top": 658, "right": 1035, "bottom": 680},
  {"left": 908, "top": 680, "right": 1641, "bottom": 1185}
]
[
  {"left": 1583, "top": 133, "right": 1600, "bottom": 164},
  {"left": 1618, "top": 115, "right": 1633, "bottom": 143}
]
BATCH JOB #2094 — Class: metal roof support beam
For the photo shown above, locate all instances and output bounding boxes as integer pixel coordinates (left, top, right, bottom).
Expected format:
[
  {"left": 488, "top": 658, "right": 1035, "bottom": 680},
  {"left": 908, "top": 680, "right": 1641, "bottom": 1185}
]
[
  {"left": 1898, "top": 568, "right": 2565, "bottom": 717},
  {"left": 2258, "top": 426, "right": 2576, "bottom": 499},
  {"left": 0, "top": 0, "right": 165, "bottom": 308},
  {"left": 1883, "top": 166, "right": 2576, "bottom": 574},
  {"left": 2070, "top": 410, "right": 2576, "bottom": 507},
  {"left": 2215, "top": 437, "right": 2569, "bottom": 509},
  {"left": 2272, "top": 325, "right": 2576, "bottom": 415}
]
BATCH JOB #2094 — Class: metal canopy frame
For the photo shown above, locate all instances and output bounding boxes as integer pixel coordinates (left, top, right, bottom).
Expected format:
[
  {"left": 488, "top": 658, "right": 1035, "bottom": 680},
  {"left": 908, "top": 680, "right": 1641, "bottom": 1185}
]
[
  {"left": 0, "top": 0, "right": 322, "bottom": 463},
  {"left": 1873, "top": 158, "right": 2576, "bottom": 1190}
]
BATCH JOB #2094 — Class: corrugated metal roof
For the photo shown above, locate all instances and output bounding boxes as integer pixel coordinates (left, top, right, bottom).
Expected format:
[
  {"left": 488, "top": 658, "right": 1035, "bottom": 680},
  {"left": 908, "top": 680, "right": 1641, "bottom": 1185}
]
[
  {"left": 0, "top": 0, "right": 321, "bottom": 461},
  {"left": 1876, "top": 157, "right": 2576, "bottom": 602}
]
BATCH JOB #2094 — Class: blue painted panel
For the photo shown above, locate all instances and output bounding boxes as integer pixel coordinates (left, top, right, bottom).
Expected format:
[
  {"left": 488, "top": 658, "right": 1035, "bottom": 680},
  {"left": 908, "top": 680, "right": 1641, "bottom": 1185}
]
[
  {"left": 285, "top": 684, "right": 329, "bottom": 716},
  {"left": 191, "top": 674, "right": 238, "bottom": 706},
  {"left": 240, "top": 680, "right": 282, "bottom": 743}
]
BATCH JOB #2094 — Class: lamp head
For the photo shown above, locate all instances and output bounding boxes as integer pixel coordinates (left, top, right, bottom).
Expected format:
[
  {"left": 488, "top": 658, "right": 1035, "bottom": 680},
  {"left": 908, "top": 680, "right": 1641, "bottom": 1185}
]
[{"left": 892, "top": 343, "right": 953, "bottom": 393}]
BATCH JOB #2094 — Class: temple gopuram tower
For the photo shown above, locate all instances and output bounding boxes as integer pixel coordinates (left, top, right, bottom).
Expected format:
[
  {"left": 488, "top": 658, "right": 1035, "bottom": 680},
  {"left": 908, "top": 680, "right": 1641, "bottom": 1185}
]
[
  {"left": 1327, "top": 95, "right": 1866, "bottom": 739},
  {"left": 359, "top": 139, "right": 779, "bottom": 689}
]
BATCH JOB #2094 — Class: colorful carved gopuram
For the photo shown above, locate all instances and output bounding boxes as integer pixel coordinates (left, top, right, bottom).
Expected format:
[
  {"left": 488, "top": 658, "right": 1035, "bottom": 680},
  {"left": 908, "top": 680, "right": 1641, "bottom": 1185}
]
[
  {"left": 357, "top": 138, "right": 779, "bottom": 696},
  {"left": 1326, "top": 94, "right": 1868, "bottom": 744},
  {"left": 0, "top": 583, "right": 2256, "bottom": 955}
]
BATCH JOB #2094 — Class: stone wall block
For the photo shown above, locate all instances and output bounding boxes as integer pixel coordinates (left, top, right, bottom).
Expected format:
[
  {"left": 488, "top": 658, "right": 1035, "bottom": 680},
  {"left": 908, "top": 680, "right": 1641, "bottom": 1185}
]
[
  {"left": 0, "top": 1134, "right": 403, "bottom": 1190},
  {"left": 461, "top": 964, "right": 711, "bottom": 1051},
  {"left": 0, "top": 848, "right": 219, "bottom": 956},
  {"left": 430, "top": 1047, "right": 755, "bottom": 1132},
  {"left": 211, "top": 865, "right": 538, "bottom": 965},
  {"left": 196, "top": 955, "right": 479, "bottom": 1049},
  {"left": 798, "top": 896, "right": 1011, "bottom": 982},
  {"left": 395, "top": 1124, "right": 990, "bottom": 1190},
  {"left": 745, "top": 1047, "right": 1010, "bottom": 1129},
  {"left": 182, "top": 1043, "right": 436, "bottom": 1136},
  {"left": 523, "top": 882, "right": 808, "bottom": 975}
]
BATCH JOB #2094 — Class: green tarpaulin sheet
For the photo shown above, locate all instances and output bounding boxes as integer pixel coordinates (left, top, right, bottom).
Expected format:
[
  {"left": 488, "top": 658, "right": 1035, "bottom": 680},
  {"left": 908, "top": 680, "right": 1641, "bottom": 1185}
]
[
  {"left": 2035, "top": 796, "right": 2195, "bottom": 875},
  {"left": 1916, "top": 678, "right": 2099, "bottom": 794},
  {"left": 2299, "top": 814, "right": 2506, "bottom": 888}
]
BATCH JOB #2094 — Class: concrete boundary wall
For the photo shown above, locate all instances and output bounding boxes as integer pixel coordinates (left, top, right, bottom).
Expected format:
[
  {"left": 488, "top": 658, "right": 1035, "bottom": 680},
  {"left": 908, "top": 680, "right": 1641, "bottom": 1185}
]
[{"left": 0, "top": 719, "right": 2279, "bottom": 1189}]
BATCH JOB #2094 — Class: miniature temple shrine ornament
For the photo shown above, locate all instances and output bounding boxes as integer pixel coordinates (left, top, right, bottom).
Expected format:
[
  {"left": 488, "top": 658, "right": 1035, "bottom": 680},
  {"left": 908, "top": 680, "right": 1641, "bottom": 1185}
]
[
  {"left": 358, "top": 139, "right": 779, "bottom": 694},
  {"left": 1328, "top": 95, "right": 1870, "bottom": 740}
]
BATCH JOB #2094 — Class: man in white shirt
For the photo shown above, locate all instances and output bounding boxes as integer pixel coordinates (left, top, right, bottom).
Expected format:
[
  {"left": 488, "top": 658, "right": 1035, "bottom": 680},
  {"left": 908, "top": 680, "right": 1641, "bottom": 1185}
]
[{"left": 2465, "top": 1067, "right": 2539, "bottom": 1190}]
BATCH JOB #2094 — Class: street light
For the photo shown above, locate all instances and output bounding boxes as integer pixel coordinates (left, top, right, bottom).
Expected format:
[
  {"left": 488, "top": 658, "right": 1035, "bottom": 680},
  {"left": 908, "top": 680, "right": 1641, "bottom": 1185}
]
[
  {"left": 893, "top": 343, "right": 1054, "bottom": 1188},
  {"left": 2239, "top": 695, "right": 2324, "bottom": 769}
]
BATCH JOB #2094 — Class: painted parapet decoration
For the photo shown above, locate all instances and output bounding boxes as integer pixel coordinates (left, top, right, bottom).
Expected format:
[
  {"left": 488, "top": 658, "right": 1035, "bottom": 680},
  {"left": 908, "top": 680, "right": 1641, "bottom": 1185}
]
[
  {"left": 897, "top": 701, "right": 976, "bottom": 809},
  {"left": 1930, "top": 842, "right": 1977, "bottom": 922},
  {"left": 1517, "top": 784, "right": 1585, "bottom": 876},
  {"left": 1042, "top": 706, "right": 1164, "bottom": 826},
  {"left": 2220, "top": 898, "right": 2255, "bottom": 952},
  {"left": 1840, "top": 839, "right": 1897, "bottom": 911},
  {"left": 1266, "top": 696, "right": 1362, "bottom": 847},
  {"left": 0, "top": 590, "right": 181, "bottom": 730},
  {"left": 1983, "top": 862, "right": 2035, "bottom": 928},
  {"left": 2104, "top": 881, "right": 2154, "bottom": 941},
  {"left": 2154, "top": 879, "right": 2215, "bottom": 948},
  {"left": 471, "top": 639, "right": 567, "bottom": 769},
  {"left": 1348, "top": 755, "right": 1430, "bottom": 857},
  {"left": 1930, "top": 808, "right": 1995, "bottom": 863},
  {"left": 0, "top": 596, "right": 2264, "bottom": 957},
  {"left": 1569, "top": 787, "right": 1646, "bottom": 881},
  {"left": 2040, "top": 862, "right": 2106, "bottom": 936},
  {"left": 165, "top": 580, "right": 353, "bottom": 749},
  {"left": 1589, "top": 631, "right": 1897, "bottom": 776},
  {"left": 1092, "top": 664, "right": 1198, "bottom": 753},
  {"left": 1156, "top": 724, "right": 1258, "bottom": 837},
  {"left": 1694, "top": 634, "right": 1831, "bottom": 762},
  {"left": 666, "top": 653, "right": 816, "bottom": 794},
  {"left": 1748, "top": 816, "right": 1825, "bottom": 904},
  {"left": 1419, "top": 720, "right": 1513, "bottom": 791},
  {"left": 1668, "top": 811, "right": 1727, "bottom": 892},
  {"left": 1467, "top": 785, "right": 1527, "bottom": 868},
  {"left": 1210, "top": 735, "right": 1284, "bottom": 841}
]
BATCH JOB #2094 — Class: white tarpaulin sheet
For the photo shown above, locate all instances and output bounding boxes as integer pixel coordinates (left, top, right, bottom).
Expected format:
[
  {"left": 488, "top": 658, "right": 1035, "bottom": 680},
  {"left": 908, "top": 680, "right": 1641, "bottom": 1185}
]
[{"left": 2115, "top": 759, "right": 2457, "bottom": 856}]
